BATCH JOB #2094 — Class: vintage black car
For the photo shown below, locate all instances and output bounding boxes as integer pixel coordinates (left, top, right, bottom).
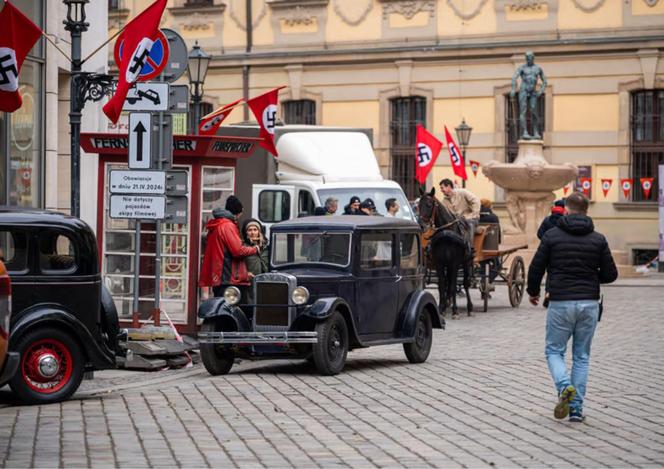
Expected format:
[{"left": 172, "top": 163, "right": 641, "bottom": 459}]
[
  {"left": 0, "top": 208, "right": 121, "bottom": 404},
  {"left": 199, "top": 216, "right": 442, "bottom": 376}
]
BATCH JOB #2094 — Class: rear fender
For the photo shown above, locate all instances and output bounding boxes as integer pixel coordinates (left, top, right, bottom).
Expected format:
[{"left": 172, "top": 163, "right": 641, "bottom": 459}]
[
  {"left": 400, "top": 290, "right": 443, "bottom": 339},
  {"left": 10, "top": 305, "right": 116, "bottom": 370},
  {"left": 197, "top": 297, "right": 251, "bottom": 332}
]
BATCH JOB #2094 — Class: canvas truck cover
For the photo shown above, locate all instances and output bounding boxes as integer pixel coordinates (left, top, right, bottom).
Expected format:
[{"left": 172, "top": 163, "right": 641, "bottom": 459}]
[{"left": 275, "top": 132, "right": 384, "bottom": 183}]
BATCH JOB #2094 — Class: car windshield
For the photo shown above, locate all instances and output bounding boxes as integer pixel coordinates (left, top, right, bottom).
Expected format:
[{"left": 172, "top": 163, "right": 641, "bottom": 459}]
[
  {"left": 317, "top": 188, "right": 415, "bottom": 220},
  {"left": 272, "top": 232, "right": 351, "bottom": 267}
]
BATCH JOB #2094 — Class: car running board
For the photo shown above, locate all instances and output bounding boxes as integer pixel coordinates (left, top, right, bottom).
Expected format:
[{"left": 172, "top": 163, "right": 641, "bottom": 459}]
[{"left": 199, "top": 331, "right": 318, "bottom": 344}]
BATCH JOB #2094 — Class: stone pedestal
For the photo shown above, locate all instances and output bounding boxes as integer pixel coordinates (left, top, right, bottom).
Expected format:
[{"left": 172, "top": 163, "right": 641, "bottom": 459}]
[{"left": 482, "top": 140, "right": 578, "bottom": 251}]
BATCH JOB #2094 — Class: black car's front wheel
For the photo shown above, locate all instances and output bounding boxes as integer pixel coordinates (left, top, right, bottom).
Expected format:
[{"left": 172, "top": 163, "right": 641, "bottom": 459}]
[
  {"left": 200, "top": 320, "right": 235, "bottom": 376},
  {"left": 9, "top": 327, "right": 85, "bottom": 405},
  {"left": 312, "top": 311, "right": 348, "bottom": 376},
  {"left": 403, "top": 308, "right": 433, "bottom": 364}
]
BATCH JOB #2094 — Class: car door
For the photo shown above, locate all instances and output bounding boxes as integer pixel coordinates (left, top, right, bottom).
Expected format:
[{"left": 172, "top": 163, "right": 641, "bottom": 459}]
[
  {"left": 355, "top": 231, "right": 399, "bottom": 338},
  {"left": 252, "top": 184, "right": 296, "bottom": 236},
  {"left": 397, "top": 232, "right": 422, "bottom": 330},
  {"left": 0, "top": 227, "right": 34, "bottom": 320}
]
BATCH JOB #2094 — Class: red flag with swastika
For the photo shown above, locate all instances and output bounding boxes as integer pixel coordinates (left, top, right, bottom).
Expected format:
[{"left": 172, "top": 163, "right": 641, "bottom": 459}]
[
  {"left": 640, "top": 177, "right": 654, "bottom": 199},
  {"left": 247, "top": 86, "right": 286, "bottom": 156},
  {"left": 414, "top": 125, "right": 443, "bottom": 185},
  {"left": 103, "top": 0, "right": 167, "bottom": 124},
  {"left": 444, "top": 126, "right": 467, "bottom": 181},
  {"left": 0, "top": 1, "right": 42, "bottom": 113},
  {"left": 198, "top": 98, "right": 244, "bottom": 136}
]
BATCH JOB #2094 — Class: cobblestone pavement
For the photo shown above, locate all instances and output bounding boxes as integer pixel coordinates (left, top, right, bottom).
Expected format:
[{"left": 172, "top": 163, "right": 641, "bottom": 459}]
[{"left": 1, "top": 283, "right": 663, "bottom": 468}]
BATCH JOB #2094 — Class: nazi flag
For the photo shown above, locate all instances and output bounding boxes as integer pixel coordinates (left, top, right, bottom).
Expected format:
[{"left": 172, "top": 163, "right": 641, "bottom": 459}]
[
  {"left": 0, "top": 1, "right": 42, "bottom": 113},
  {"left": 414, "top": 125, "right": 442, "bottom": 185},
  {"left": 247, "top": 86, "right": 286, "bottom": 157}
]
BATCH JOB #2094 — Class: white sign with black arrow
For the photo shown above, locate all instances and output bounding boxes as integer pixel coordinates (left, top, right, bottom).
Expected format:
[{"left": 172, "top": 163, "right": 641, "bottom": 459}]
[{"left": 128, "top": 113, "right": 151, "bottom": 169}]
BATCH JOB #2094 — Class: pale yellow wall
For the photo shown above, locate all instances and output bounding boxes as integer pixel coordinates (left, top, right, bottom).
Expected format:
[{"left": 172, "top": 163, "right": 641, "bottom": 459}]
[
  {"left": 431, "top": 167, "right": 495, "bottom": 201},
  {"left": 504, "top": 4, "right": 548, "bottom": 21},
  {"left": 279, "top": 18, "right": 319, "bottom": 34},
  {"left": 324, "top": 0, "right": 382, "bottom": 42},
  {"left": 223, "top": 9, "right": 247, "bottom": 48},
  {"left": 553, "top": 94, "right": 619, "bottom": 132},
  {"left": 557, "top": 0, "right": 622, "bottom": 29},
  {"left": 595, "top": 165, "right": 620, "bottom": 203},
  {"left": 388, "top": 11, "right": 430, "bottom": 28},
  {"left": 433, "top": 97, "right": 495, "bottom": 134},
  {"left": 632, "top": 0, "right": 664, "bottom": 15},
  {"left": 437, "top": 0, "right": 497, "bottom": 36},
  {"left": 321, "top": 101, "right": 380, "bottom": 138},
  {"left": 252, "top": 10, "right": 274, "bottom": 46}
]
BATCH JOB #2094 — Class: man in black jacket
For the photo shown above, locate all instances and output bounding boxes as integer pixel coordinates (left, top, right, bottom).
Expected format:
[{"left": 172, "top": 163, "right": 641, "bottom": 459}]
[{"left": 527, "top": 192, "right": 618, "bottom": 423}]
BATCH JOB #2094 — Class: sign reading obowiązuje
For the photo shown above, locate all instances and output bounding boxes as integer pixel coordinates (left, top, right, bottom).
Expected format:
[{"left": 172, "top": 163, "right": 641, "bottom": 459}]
[
  {"left": 110, "top": 170, "right": 166, "bottom": 195},
  {"left": 110, "top": 195, "right": 165, "bottom": 220}
]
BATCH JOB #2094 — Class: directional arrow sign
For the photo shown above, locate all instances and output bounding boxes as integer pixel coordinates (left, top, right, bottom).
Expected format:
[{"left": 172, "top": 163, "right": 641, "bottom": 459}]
[
  {"left": 129, "top": 113, "right": 151, "bottom": 169},
  {"left": 123, "top": 82, "right": 170, "bottom": 112}
]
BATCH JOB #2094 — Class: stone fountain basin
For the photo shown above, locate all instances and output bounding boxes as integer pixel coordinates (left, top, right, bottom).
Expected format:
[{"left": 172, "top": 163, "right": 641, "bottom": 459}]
[{"left": 482, "top": 160, "right": 578, "bottom": 192}]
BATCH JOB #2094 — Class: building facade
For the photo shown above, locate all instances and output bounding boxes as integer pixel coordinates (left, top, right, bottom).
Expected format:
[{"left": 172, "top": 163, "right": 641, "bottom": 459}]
[{"left": 111, "top": 0, "right": 664, "bottom": 264}]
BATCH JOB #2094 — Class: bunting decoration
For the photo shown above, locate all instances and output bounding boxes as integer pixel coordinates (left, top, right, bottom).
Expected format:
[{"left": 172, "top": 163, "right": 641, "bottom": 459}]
[
  {"left": 579, "top": 177, "right": 592, "bottom": 197},
  {"left": 0, "top": 1, "right": 42, "bottom": 113},
  {"left": 640, "top": 177, "right": 654, "bottom": 200},
  {"left": 563, "top": 183, "right": 572, "bottom": 196},
  {"left": 620, "top": 178, "right": 633, "bottom": 199},
  {"left": 443, "top": 126, "right": 467, "bottom": 181},
  {"left": 469, "top": 160, "right": 480, "bottom": 177},
  {"left": 414, "top": 125, "right": 443, "bottom": 185},
  {"left": 247, "top": 86, "right": 286, "bottom": 156},
  {"left": 600, "top": 178, "right": 612, "bottom": 198},
  {"left": 198, "top": 98, "right": 244, "bottom": 136}
]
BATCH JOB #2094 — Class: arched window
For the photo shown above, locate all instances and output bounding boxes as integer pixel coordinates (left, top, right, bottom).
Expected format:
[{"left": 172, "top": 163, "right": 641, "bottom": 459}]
[
  {"left": 630, "top": 90, "right": 664, "bottom": 202},
  {"left": 390, "top": 97, "right": 426, "bottom": 199}
]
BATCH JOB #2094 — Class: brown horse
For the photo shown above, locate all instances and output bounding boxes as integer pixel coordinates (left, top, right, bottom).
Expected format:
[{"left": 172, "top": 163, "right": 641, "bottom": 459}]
[{"left": 418, "top": 188, "right": 473, "bottom": 319}]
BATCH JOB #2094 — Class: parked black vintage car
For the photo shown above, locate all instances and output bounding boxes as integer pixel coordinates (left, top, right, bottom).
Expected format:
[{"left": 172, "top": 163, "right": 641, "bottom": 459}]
[
  {"left": 199, "top": 216, "right": 442, "bottom": 375},
  {"left": 0, "top": 208, "right": 121, "bottom": 404}
]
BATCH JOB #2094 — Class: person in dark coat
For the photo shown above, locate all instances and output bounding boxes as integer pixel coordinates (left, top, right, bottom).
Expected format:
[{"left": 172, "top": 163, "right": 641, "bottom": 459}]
[
  {"left": 313, "top": 206, "right": 327, "bottom": 216},
  {"left": 343, "top": 196, "right": 361, "bottom": 215},
  {"left": 241, "top": 218, "right": 269, "bottom": 277},
  {"left": 358, "top": 198, "right": 378, "bottom": 215},
  {"left": 537, "top": 199, "right": 565, "bottom": 240},
  {"left": 527, "top": 192, "right": 618, "bottom": 423}
]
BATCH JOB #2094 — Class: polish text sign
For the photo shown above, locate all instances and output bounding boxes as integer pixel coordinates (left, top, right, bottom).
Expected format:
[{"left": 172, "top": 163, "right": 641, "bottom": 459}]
[
  {"left": 110, "top": 195, "right": 166, "bottom": 219},
  {"left": 109, "top": 170, "right": 166, "bottom": 195}
]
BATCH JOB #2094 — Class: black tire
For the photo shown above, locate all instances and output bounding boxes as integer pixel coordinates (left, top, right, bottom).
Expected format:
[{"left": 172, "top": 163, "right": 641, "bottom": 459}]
[
  {"left": 312, "top": 311, "right": 348, "bottom": 376},
  {"left": 508, "top": 256, "right": 526, "bottom": 308},
  {"left": 404, "top": 309, "right": 433, "bottom": 364},
  {"left": 9, "top": 327, "right": 85, "bottom": 405},
  {"left": 200, "top": 320, "right": 235, "bottom": 376}
]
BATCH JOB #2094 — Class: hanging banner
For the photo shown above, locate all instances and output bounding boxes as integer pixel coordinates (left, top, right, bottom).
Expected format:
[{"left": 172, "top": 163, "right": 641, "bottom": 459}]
[
  {"left": 620, "top": 178, "right": 633, "bottom": 199},
  {"left": 469, "top": 160, "right": 480, "bottom": 177},
  {"left": 580, "top": 177, "right": 592, "bottom": 197},
  {"left": 641, "top": 177, "right": 654, "bottom": 200},
  {"left": 563, "top": 182, "right": 572, "bottom": 196},
  {"left": 659, "top": 165, "right": 663, "bottom": 272},
  {"left": 600, "top": 178, "right": 612, "bottom": 198},
  {"left": 414, "top": 125, "right": 443, "bottom": 185}
]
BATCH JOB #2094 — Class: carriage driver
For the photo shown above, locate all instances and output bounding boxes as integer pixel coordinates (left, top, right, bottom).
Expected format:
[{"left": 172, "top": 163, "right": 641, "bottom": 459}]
[{"left": 439, "top": 178, "right": 481, "bottom": 254}]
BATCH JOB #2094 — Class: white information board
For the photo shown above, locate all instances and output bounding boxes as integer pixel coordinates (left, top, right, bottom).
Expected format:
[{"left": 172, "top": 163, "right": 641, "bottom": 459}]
[
  {"left": 109, "top": 170, "right": 166, "bottom": 195},
  {"left": 110, "top": 195, "right": 166, "bottom": 220}
]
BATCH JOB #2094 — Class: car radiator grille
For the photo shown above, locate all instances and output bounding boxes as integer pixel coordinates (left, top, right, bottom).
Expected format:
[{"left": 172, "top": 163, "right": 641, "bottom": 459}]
[{"left": 255, "top": 282, "right": 289, "bottom": 327}]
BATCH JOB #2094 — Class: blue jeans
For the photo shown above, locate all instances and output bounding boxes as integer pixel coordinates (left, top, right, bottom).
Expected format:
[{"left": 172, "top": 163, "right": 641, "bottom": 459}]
[{"left": 545, "top": 300, "right": 599, "bottom": 411}]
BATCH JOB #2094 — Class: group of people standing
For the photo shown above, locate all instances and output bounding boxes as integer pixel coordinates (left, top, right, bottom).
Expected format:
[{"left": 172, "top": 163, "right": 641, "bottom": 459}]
[{"left": 314, "top": 196, "right": 400, "bottom": 217}]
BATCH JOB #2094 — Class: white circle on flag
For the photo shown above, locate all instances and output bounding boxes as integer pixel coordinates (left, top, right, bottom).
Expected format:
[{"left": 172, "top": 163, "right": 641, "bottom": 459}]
[
  {"left": 0, "top": 47, "right": 19, "bottom": 92},
  {"left": 262, "top": 104, "right": 278, "bottom": 135},
  {"left": 622, "top": 181, "right": 631, "bottom": 190},
  {"left": 582, "top": 180, "right": 590, "bottom": 189},
  {"left": 602, "top": 181, "right": 610, "bottom": 189},
  {"left": 417, "top": 143, "right": 432, "bottom": 167},
  {"left": 643, "top": 180, "right": 651, "bottom": 190},
  {"left": 202, "top": 114, "right": 224, "bottom": 131}
]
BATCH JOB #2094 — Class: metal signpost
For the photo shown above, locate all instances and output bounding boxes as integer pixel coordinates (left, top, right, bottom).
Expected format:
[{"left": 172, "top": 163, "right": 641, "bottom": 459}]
[
  {"left": 659, "top": 164, "right": 664, "bottom": 272},
  {"left": 109, "top": 28, "right": 190, "bottom": 328}
]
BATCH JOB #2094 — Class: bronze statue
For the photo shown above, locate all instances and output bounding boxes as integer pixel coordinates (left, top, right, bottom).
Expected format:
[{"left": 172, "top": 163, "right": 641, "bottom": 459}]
[{"left": 510, "top": 51, "right": 547, "bottom": 140}]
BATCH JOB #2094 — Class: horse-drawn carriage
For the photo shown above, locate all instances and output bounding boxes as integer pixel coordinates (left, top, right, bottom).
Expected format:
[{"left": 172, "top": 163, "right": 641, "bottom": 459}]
[{"left": 418, "top": 189, "right": 527, "bottom": 317}]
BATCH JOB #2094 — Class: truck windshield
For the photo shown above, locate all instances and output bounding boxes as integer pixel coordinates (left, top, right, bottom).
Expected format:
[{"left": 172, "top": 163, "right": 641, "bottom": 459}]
[
  {"left": 317, "top": 188, "right": 415, "bottom": 220},
  {"left": 272, "top": 232, "right": 351, "bottom": 267}
]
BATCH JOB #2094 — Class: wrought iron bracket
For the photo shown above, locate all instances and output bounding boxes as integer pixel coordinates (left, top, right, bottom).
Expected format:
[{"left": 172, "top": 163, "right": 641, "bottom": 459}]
[{"left": 71, "top": 72, "right": 115, "bottom": 113}]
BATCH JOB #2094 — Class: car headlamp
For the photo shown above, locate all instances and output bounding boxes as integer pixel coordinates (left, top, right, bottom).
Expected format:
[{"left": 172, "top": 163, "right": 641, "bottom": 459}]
[
  {"left": 291, "top": 286, "right": 310, "bottom": 305},
  {"left": 223, "top": 286, "right": 241, "bottom": 306}
]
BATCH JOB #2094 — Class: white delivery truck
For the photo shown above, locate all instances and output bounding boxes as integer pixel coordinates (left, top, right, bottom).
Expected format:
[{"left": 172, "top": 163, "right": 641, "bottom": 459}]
[{"left": 251, "top": 131, "right": 416, "bottom": 232}]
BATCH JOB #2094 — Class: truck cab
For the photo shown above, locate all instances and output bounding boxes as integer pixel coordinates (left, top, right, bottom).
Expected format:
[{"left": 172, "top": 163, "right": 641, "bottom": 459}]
[{"left": 251, "top": 132, "right": 415, "bottom": 232}]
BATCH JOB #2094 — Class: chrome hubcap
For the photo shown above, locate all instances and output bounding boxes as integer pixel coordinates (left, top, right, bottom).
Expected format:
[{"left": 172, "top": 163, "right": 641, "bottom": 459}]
[{"left": 38, "top": 354, "right": 60, "bottom": 378}]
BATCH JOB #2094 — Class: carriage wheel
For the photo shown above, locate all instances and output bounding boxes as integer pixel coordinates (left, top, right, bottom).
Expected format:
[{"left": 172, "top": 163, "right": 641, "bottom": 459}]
[
  {"left": 481, "top": 262, "right": 490, "bottom": 312},
  {"left": 508, "top": 256, "right": 526, "bottom": 307}
]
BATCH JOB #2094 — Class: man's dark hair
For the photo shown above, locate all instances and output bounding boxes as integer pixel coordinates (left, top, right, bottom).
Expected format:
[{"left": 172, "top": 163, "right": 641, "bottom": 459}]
[
  {"left": 439, "top": 178, "right": 453, "bottom": 188},
  {"left": 385, "top": 198, "right": 397, "bottom": 211},
  {"left": 565, "top": 192, "right": 589, "bottom": 214}
]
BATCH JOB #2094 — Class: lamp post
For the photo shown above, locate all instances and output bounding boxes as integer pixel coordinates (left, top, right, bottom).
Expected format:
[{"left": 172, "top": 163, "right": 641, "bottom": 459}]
[
  {"left": 455, "top": 118, "right": 473, "bottom": 189},
  {"left": 187, "top": 41, "right": 211, "bottom": 135},
  {"left": 64, "top": 0, "right": 113, "bottom": 217}
]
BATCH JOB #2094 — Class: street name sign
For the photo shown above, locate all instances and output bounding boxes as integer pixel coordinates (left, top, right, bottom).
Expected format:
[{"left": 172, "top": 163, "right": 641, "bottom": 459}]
[
  {"left": 129, "top": 113, "right": 152, "bottom": 169},
  {"left": 109, "top": 170, "right": 166, "bottom": 195},
  {"left": 123, "top": 83, "right": 170, "bottom": 112},
  {"left": 110, "top": 195, "right": 166, "bottom": 220}
]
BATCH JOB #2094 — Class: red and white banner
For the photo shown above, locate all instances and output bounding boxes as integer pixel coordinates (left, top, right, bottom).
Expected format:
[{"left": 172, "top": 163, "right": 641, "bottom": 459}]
[
  {"left": 443, "top": 126, "right": 467, "bottom": 181},
  {"left": 247, "top": 86, "right": 286, "bottom": 156},
  {"left": 579, "top": 177, "right": 592, "bottom": 197},
  {"left": 103, "top": 0, "right": 167, "bottom": 123},
  {"left": 641, "top": 177, "right": 654, "bottom": 200},
  {"left": 198, "top": 98, "right": 244, "bottom": 136},
  {"left": 600, "top": 178, "right": 612, "bottom": 198},
  {"left": 620, "top": 178, "right": 633, "bottom": 199},
  {"left": 414, "top": 125, "right": 443, "bottom": 185},
  {"left": 563, "top": 182, "right": 572, "bottom": 196},
  {"left": 469, "top": 160, "right": 480, "bottom": 177},
  {"left": 0, "top": 1, "right": 42, "bottom": 113}
]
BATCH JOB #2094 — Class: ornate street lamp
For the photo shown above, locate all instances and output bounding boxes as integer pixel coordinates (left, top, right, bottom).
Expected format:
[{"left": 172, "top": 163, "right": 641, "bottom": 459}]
[
  {"left": 455, "top": 118, "right": 473, "bottom": 188},
  {"left": 64, "top": 0, "right": 113, "bottom": 217},
  {"left": 187, "top": 41, "right": 211, "bottom": 134}
]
